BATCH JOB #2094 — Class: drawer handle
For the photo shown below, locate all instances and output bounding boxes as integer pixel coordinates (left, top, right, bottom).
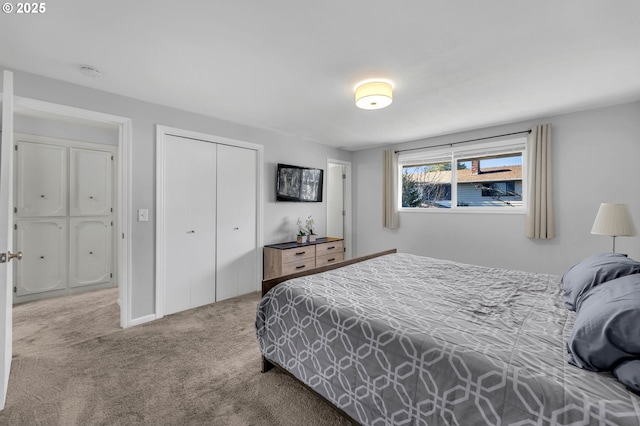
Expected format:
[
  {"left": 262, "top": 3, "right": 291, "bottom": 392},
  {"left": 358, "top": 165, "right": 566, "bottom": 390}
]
[
  {"left": 327, "top": 246, "right": 335, "bottom": 250},
  {"left": 295, "top": 265, "right": 306, "bottom": 270},
  {"left": 327, "top": 258, "right": 335, "bottom": 262},
  {"left": 295, "top": 251, "right": 306, "bottom": 255}
]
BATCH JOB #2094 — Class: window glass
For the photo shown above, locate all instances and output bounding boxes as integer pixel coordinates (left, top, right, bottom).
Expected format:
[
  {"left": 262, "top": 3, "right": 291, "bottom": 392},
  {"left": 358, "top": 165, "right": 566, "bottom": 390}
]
[
  {"left": 398, "top": 138, "right": 526, "bottom": 212},
  {"left": 402, "top": 161, "right": 452, "bottom": 208},
  {"left": 456, "top": 154, "right": 523, "bottom": 208}
]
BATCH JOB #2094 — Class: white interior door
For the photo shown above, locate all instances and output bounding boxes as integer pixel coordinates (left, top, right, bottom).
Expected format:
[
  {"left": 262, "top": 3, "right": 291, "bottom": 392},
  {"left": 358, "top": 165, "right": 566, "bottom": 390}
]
[
  {"left": 16, "top": 219, "right": 67, "bottom": 295},
  {"left": 69, "top": 218, "right": 112, "bottom": 288},
  {"left": 0, "top": 70, "right": 18, "bottom": 409},
  {"left": 216, "top": 144, "right": 257, "bottom": 301},
  {"left": 162, "top": 135, "right": 217, "bottom": 315},
  {"left": 188, "top": 139, "right": 217, "bottom": 309},
  {"left": 327, "top": 163, "right": 345, "bottom": 238},
  {"left": 70, "top": 148, "right": 113, "bottom": 216},
  {"left": 163, "top": 135, "right": 193, "bottom": 315},
  {"left": 16, "top": 141, "right": 67, "bottom": 217}
]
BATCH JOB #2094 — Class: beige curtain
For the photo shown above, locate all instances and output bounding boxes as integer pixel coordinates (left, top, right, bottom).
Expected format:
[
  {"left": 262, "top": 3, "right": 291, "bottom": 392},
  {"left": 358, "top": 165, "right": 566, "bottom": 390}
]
[
  {"left": 382, "top": 150, "right": 400, "bottom": 229},
  {"left": 526, "top": 124, "right": 555, "bottom": 239}
]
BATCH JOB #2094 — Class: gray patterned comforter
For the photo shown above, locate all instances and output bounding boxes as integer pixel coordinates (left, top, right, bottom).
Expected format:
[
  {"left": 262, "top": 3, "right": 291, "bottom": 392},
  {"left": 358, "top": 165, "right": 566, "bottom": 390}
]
[{"left": 256, "top": 253, "right": 640, "bottom": 425}]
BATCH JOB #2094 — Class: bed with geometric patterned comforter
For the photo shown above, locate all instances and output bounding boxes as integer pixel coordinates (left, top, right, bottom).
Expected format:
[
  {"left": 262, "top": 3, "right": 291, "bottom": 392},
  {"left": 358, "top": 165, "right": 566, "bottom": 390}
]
[{"left": 256, "top": 253, "right": 640, "bottom": 426}]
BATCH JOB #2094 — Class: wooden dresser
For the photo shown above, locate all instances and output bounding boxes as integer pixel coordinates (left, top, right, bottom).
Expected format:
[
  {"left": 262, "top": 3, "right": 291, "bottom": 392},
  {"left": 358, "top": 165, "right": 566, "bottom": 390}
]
[{"left": 263, "top": 237, "right": 344, "bottom": 280}]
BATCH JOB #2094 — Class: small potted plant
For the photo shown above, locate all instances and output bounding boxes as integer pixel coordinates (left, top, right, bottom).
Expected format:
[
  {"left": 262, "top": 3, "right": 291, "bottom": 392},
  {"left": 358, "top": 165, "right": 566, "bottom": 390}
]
[
  {"left": 306, "top": 215, "right": 317, "bottom": 242},
  {"left": 296, "top": 217, "right": 307, "bottom": 244}
]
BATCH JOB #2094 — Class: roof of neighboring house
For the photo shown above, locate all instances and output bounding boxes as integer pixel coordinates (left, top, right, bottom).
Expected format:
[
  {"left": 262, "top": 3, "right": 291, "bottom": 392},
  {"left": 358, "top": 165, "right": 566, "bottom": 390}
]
[{"left": 406, "top": 165, "right": 522, "bottom": 184}]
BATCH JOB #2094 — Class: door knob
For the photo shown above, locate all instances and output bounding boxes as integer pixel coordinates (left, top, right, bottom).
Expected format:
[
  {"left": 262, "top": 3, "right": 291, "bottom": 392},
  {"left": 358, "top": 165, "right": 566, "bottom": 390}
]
[
  {"left": 0, "top": 251, "right": 22, "bottom": 263},
  {"left": 7, "top": 251, "right": 22, "bottom": 262}
]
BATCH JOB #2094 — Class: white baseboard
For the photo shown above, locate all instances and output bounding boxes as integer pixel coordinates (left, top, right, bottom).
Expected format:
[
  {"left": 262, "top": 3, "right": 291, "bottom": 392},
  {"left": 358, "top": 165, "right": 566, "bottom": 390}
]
[{"left": 129, "top": 314, "right": 156, "bottom": 327}]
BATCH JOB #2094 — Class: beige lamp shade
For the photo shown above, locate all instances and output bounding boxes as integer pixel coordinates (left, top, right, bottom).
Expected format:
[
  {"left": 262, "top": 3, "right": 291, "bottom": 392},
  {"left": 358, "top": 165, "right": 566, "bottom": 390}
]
[
  {"left": 591, "top": 203, "right": 637, "bottom": 252},
  {"left": 355, "top": 81, "right": 393, "bottom": 110},
  {"left": 591, "top": 203, "right": 637, "bottom": 236}
]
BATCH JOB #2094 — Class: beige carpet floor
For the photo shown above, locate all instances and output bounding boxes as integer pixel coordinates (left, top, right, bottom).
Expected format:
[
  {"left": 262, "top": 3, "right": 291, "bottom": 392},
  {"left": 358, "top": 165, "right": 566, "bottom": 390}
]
[{"left": 0, "top": 288, "right": 352, "bottom": 425}]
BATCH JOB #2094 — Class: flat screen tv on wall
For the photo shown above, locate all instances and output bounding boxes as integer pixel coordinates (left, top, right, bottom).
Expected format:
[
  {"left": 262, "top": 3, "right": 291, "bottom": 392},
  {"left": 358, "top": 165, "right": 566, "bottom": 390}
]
[{"left": 276, "top": 163, "right": 324, "bottom": 202}]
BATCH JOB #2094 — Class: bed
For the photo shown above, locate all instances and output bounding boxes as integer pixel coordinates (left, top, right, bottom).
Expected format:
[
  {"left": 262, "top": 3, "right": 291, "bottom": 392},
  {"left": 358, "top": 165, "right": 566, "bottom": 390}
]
[{"left": 255, "top": 251, "right": 640, "bottom": 425}]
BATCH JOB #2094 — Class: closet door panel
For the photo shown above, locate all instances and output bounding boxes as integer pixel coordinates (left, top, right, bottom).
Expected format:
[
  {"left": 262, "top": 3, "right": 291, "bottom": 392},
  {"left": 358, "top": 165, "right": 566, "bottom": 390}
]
[
  {"left": 70, "top": 148, "right": 113, "bottom": 216},
  {"left": 69, "top": 218, "right": 112, "bottom": 288},
  {"left": 189, "top": 140, "right": 217, "bottom": 309},
  {"left": 15, "top": 219, "right": 67, "bottom": 295},
  {"left": 216, "top": 145, "right": 257, "bottom": 301},
  {"left": 163, "top": 135, "right": 193, "bottom": 315},
  {"left": 16, "top": 141, "right": 67, "bottom": 217}
]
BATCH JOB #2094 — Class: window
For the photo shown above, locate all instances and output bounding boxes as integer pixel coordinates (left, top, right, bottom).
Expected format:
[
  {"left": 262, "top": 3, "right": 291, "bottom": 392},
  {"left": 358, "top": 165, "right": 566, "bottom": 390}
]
[
  {"left": 399, "top": 138, "right": 526, "bottom": 211},
  {"left": 481, "top": 182, "right": 515, "bottom": 197}
]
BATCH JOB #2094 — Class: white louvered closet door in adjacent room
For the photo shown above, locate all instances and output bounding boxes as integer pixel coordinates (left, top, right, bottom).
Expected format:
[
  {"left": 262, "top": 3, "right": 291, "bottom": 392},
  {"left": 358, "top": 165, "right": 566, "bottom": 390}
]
[
  {"left": 69, "top": 148, "right": 114, "bottom": 288},
  {"left": 13, "top": 135, "right": 116, "bottom": 302}
]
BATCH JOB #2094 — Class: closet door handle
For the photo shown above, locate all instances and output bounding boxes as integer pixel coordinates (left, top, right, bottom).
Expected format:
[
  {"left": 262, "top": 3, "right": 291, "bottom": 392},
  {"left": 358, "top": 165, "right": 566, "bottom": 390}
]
[{"left": 187, "top": 230, "right": 195, "bottom": 234}]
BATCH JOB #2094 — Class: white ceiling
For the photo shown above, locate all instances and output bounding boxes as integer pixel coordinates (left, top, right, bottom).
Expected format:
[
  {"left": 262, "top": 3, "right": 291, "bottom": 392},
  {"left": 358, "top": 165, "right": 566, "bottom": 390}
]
[{"left": 1, "top": 1, "right": 639, "bottom": 151}]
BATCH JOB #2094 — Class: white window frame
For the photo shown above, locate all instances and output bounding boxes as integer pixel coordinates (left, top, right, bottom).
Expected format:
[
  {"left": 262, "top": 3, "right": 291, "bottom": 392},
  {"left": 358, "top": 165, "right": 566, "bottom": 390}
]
[{"left": 398, "top": 137, "right": 527, "bottom": 214}]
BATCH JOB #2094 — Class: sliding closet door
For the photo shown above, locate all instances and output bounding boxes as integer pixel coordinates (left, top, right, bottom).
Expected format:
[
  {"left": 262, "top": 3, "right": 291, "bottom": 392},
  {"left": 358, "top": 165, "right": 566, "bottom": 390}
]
[
  {"left": 163, "top": 135, "right": 217, "bottom": 315},
  {"left": 216, "top": 144, "right": 257, "bottom": 301}
]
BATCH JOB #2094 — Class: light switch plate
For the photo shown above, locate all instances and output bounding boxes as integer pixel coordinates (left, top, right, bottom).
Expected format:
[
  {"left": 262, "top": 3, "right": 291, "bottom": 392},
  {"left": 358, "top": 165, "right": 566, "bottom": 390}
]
[{"left": 138, "top": 209, "right": 149, "bottom": 222}]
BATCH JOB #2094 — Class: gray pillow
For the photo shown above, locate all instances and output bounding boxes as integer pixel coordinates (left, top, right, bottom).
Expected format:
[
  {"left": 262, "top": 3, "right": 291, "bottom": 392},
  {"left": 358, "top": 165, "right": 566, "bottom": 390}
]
[
  {"left": 613, "top": 359, "right": 640, "bottom": 393},
  {"left": 561, "top": 252, "right": 640, "bottom": 311},
  {"left": 567, "top": 274, "right": 640, "bottom": 375}
]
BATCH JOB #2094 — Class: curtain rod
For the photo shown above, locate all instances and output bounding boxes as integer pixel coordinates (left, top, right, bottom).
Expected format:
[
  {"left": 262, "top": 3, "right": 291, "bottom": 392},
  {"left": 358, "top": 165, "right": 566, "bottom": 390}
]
[{"left": 394, "top": 129, "right": 531, "bottom": 154}]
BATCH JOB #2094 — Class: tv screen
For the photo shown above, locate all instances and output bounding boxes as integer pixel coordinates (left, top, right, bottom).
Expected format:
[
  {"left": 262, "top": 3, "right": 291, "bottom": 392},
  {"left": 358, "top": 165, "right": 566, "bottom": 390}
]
[{"left": 276, "top": 164, "right": 323, "bottom": 202}]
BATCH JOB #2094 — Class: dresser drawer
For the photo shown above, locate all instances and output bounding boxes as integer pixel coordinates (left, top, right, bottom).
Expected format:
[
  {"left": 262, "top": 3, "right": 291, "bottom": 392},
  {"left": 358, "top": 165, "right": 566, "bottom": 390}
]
[
  {"left": 316, "top": 252, "right": 344, "bottom": 267},
  {"left": 263, "top": 238, "right": 344, "bottom": 280},
  {"left": 316, "top": 240, "right": 343, "bottom": 256},
  {"left": 281, "top": 246, "right": 315, "bottom": 263},
  {"left": 282, "top": 259, "right": 316, "bottom": 276}
]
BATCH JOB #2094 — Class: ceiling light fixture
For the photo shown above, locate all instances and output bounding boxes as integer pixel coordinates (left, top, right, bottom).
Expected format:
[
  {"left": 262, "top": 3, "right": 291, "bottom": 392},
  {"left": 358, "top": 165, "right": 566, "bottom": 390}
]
[
  {"left": 80, "top": 66, "right": 101, "bottom": 78},
  {"left": 354, "top": 79, "right": 393, "bottom": 110}
]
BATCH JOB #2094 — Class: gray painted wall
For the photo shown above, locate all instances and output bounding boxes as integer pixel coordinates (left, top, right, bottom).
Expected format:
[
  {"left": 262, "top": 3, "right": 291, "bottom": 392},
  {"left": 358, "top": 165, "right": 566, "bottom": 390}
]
[
  {"left": 6, "top": 66, "right": 640, "bottom": 317},
  {"left": 3, "top": 68, "right": 351, "bottom": 321},
  {"left": 352, "top": 101, "right": 640, "bottom": 276}
]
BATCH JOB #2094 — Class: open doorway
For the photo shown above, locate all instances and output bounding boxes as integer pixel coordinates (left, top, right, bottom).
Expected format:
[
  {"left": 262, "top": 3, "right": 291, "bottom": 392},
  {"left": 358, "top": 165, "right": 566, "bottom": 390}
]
[
  {"left": 326, "top": 159, "right": 352, "bottom": 260},
  {"left": 9, "top": 96, "right": 132, "bottom": 328}
]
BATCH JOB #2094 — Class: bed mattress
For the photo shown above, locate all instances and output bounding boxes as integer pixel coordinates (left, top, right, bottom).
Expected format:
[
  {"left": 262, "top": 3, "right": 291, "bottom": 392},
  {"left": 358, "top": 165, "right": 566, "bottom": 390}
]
[{"left": 256, "top": 253, "right": 640, "bottom": 425}]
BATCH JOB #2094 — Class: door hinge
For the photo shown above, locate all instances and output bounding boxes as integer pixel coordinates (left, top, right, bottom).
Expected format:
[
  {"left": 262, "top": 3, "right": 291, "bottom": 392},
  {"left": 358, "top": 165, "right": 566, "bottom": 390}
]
[
  {"left": 13, "top": 287, "right": 16, "bottom": 293},
  {"left": 14, "top": 145, "right": 17, "bottom": 151},
  {"left": 110, "top": 207, "right": 113, "bottom": 213},
  {"left": 0, "top": 253, "right": 5, "bottom": 263},
  {"left": 111, "top": 155, "right": 114, "bottom": 160},
  {"left": 111, "top": 221, "right": 113, "bottom": 226},
  {"left": 14, "top": 207, "right": 17, "bottom": 214},
  {"left": 14, "top": 224, "right": 17, "bottom": 230},
  {"left": 342, "top": 174, "right": 346, "bottom": 179},
  {"left": 110, "top": 273, "right": 113, "bottom": 278}
]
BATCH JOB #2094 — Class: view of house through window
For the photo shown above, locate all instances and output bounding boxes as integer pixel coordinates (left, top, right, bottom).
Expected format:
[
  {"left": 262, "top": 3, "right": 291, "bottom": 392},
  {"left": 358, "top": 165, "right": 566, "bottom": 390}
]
[
  {"left": 400, "top": 141, "right": 525, "bottom": 210},
  {"left": 456, "top": 154, "right": 523, "bottom": 208}
]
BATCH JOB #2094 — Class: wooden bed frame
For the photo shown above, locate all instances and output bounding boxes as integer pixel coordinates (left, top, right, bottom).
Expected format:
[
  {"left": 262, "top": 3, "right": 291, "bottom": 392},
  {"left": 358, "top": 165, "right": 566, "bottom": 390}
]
[{"left": 260, "top": 248, "right": 397, "bottom": 373}]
